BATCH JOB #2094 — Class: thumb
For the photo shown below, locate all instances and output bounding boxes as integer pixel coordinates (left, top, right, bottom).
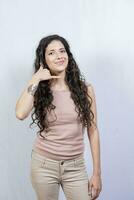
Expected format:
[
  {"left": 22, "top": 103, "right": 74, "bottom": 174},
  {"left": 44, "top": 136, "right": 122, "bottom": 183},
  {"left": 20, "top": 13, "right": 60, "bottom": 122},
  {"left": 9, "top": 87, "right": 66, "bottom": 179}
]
[
  {"left": 88, "top": 181, "right": 92, "bottom": 193},
  {"left": 39, "top": 63, "right": 44, "bottom": 70}
]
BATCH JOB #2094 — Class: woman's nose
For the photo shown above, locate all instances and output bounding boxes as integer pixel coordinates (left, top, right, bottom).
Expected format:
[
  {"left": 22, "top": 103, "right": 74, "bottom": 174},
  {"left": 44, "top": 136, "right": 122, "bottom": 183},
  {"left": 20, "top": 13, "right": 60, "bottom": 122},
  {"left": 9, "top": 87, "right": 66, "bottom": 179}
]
[{"left": 56, "top": 52, "right": 62, "bottom": 59}]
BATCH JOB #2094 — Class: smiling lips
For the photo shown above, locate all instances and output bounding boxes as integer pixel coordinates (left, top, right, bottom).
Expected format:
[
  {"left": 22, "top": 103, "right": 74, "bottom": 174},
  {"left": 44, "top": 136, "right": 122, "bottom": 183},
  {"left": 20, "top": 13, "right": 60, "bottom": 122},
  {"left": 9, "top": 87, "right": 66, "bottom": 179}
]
[{"left": 56, "top": 60, "right": 65, "bottom": 65}]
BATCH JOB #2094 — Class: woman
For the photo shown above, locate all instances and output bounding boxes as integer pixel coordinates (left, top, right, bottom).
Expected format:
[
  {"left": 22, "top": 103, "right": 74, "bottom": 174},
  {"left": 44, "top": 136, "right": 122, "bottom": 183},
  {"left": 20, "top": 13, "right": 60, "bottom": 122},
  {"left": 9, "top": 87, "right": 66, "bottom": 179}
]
[{"left": 15, "top": 34, "right": 102, "bottom": 200}]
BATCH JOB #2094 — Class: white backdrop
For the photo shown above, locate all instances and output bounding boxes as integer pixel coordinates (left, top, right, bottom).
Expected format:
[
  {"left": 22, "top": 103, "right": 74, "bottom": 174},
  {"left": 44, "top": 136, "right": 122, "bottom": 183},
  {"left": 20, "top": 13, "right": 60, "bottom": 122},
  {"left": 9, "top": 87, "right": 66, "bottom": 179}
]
[{"left": 1, "top": 0, "right": 134, "bottom": 199}]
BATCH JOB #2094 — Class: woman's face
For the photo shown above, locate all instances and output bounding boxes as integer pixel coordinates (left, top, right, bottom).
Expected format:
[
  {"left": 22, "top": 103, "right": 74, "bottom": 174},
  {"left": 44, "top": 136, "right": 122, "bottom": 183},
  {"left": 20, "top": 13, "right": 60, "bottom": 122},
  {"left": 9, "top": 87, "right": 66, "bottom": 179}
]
[{"left": 45, "top": 40, "right": 69, "bottom": 74}]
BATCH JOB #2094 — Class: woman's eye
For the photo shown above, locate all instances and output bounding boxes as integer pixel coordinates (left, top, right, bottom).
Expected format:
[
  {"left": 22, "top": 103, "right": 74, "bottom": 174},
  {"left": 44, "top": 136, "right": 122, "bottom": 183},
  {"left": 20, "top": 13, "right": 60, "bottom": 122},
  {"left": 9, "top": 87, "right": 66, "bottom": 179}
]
[
  {"left": 61, "top": 50, "right": 66, "bottom": 53},
  {"left": 48, "top": 52, "right": 54, "bottom": 55},
  {"left": 48, "top": 50, "right": 66, "bottom": 55}
]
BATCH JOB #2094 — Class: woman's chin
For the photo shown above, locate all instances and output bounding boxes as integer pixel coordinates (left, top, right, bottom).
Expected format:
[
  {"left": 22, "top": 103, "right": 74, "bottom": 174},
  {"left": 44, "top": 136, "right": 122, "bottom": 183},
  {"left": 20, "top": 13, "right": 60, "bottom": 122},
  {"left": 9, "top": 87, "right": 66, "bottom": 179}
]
[{"left": 53, "top": 68, "right": 66, "bottom": 74}]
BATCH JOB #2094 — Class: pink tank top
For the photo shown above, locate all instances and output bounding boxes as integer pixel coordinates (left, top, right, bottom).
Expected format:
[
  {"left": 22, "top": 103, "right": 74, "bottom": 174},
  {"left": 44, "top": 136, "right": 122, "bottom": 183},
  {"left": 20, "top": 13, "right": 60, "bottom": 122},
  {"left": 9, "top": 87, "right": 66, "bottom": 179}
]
[{"left": 32, "top": 89, "right": 85, "bottom": 160}]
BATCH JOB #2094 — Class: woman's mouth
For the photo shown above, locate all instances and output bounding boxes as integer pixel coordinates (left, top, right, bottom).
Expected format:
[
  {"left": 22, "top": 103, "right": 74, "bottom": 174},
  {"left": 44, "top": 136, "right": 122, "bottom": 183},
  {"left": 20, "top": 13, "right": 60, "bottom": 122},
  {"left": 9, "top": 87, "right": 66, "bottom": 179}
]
[{"left": 56, "top": 60, "right": 65, "bottom": 65}]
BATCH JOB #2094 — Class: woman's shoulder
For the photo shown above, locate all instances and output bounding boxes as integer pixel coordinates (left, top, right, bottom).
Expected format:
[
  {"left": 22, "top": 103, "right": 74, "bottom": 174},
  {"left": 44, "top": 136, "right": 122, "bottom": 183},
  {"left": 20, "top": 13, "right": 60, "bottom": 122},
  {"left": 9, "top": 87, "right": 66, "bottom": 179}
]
[
  {"left": 85, "top": 81, "right": 94, "bottom": 95},
  {"left": 85, "top": 81, "right": 92, "bottom": 88}
]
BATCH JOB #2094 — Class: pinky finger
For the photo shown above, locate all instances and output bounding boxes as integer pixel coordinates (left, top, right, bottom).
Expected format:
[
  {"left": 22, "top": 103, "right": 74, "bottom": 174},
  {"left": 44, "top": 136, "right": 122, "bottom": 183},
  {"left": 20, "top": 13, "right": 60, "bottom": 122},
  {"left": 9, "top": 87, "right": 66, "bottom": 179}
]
[{"left": 51, "top": 76, "right": 61, "bottom": 78}]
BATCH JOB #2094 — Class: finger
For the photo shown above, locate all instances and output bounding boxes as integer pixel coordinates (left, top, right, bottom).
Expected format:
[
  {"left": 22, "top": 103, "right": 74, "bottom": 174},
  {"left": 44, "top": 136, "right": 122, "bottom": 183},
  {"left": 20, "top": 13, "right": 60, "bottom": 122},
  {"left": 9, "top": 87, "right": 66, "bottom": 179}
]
[
  {"left": 43, "top": 68, "right": 49, "bottom": 71},
  {"left": 92, "top": 194, "right": 99, "bottom": 200},
  {"left": 91, "top": 189, "right": 98, "bottom": 200},
  {"left": 88, "top": 185, "right": 93, "bottom": 198},
  {"left": 89, "top": 187, "right": 94, "bottom": 199},
  {"left": 91, "top": 194, "right": 99, "bottom": 200},
  {"left": 88, "top": 183, "right": 92, "bottom": 194},
  {"left": 39, "top": 62, "right": 44, "bottom": 68},
  {"left": 50, "top": 76, "right": 61, "bottom": 79},
  {"left": 96, "top": 188, "right": 101, "bottom": 194},
  {"left": 39, "top": 65, "right": 44, "bottom": 70}
]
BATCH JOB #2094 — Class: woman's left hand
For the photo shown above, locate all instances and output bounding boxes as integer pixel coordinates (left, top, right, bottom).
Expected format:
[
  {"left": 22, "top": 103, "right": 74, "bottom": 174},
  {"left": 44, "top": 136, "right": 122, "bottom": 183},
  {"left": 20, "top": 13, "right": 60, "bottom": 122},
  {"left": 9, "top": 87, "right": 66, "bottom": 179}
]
[{"left": 88, "top": 174, "right": 102, "bottom": 199}]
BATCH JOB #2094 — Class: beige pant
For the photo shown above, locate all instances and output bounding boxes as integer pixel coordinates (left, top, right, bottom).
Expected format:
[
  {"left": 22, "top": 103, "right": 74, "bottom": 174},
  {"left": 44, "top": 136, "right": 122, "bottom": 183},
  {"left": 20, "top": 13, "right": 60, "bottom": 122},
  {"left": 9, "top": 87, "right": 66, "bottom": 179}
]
[{"left": 30, "top": 149, "right": 91, "bottom": 200}]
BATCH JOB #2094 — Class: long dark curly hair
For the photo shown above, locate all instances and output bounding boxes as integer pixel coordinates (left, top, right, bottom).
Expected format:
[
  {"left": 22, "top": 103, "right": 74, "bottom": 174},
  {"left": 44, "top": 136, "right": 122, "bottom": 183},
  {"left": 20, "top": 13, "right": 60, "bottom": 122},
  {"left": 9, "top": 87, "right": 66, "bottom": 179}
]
[{"left": 30, "top": 34, "right": 96, "bottom": 139}]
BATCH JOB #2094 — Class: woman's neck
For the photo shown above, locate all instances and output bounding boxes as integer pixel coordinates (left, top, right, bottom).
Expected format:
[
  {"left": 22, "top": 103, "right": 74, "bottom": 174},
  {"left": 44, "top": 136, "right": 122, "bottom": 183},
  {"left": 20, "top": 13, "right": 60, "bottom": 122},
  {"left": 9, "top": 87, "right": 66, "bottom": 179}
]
[{"left": 50, "top": 84, "right": 69, "bottom": 91}]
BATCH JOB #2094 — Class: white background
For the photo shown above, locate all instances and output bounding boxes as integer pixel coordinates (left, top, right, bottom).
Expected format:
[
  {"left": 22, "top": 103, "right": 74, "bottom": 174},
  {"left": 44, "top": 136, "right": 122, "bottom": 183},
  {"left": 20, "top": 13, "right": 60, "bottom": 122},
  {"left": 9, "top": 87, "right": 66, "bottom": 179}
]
[{"left": 0, "top": 0, "right": 134, "bottom": 199}]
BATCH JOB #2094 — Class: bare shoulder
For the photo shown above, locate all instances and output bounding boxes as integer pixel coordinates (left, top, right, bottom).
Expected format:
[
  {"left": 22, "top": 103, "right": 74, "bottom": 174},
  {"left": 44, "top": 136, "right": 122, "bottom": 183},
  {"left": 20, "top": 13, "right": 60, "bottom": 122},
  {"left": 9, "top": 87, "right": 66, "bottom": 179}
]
[
  {"left": 86, "top": 82, "right": 98, "bottom": 128},
  {"left": 86, "top": 82, "right": 94, "bottom": 94},
  {"left": 85, "top": 81, "right": 92, "bottom": 87}
]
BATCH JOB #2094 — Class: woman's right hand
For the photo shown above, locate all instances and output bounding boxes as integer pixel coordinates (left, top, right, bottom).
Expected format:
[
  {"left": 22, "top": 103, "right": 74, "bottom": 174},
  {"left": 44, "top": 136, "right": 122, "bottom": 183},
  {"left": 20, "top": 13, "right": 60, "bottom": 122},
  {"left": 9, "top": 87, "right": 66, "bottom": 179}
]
[{"left": 32, "top": 64, "right": 61, "bottom": 82}]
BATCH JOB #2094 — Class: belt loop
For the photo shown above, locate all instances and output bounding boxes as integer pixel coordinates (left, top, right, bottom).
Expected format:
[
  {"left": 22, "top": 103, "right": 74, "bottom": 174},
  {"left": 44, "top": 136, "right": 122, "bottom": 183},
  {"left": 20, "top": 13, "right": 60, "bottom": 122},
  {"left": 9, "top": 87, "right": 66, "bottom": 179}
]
[
  {"left": 74, "top": 158, "right": 77, "bottom": 167},
  {"left": 41, "top": 160, "right": 46, "bottom": 168}
]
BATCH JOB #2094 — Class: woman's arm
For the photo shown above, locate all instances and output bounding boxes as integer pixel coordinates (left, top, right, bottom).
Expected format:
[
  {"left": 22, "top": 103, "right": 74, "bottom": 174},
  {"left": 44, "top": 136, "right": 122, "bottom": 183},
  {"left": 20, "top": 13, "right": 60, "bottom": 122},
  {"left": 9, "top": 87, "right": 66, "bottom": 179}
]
[
  {"left": 15, "top": 65, "right": 61, "bottom": 121},
  {"left": 87, "top": 84, "right": 102, "bottom": 199},
  {"left": 15, "top": 76, "right": 40, "bottom": 120},
  {"left": 87, "top": 84, "right": 101, "bottom": 176}
]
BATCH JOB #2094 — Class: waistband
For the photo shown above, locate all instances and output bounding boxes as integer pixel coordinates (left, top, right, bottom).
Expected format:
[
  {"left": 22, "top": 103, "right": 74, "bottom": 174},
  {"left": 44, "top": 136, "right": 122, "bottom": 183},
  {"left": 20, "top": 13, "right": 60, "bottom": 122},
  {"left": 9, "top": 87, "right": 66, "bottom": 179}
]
[{"left": 31, "top": 149, "right": 84, "bottom": 165}]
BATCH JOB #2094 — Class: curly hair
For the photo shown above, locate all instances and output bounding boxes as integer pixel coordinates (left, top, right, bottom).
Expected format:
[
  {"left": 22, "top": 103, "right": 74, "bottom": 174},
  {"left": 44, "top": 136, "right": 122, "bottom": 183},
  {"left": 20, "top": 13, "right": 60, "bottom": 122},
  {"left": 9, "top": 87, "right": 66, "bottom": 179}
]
[{"left": 29, "top": 34, "right": 95, "bottom": 139}]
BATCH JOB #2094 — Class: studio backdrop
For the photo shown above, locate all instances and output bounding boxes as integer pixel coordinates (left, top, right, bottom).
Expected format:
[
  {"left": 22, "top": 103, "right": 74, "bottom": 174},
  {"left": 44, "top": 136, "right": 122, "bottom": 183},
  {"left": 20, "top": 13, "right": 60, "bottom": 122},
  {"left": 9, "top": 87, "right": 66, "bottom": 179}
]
[{"left": 1, "top": 0, "right": 134, "bottom": 199}]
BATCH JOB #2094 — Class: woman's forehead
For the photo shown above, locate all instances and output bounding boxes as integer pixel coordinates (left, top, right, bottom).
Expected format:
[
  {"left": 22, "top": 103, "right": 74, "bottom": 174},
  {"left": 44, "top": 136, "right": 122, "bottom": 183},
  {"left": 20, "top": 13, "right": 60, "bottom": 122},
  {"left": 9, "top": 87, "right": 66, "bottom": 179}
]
[{"left": 46, "top": 40, "right": 65, "bottom": 51}]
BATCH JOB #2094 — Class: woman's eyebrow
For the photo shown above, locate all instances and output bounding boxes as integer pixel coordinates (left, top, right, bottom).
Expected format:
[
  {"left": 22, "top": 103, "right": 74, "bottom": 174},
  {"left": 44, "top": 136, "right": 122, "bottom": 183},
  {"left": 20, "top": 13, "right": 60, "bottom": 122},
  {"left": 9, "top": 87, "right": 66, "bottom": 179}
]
[{"left": 48, "top": 48, "right": 65, "bottom": 52}]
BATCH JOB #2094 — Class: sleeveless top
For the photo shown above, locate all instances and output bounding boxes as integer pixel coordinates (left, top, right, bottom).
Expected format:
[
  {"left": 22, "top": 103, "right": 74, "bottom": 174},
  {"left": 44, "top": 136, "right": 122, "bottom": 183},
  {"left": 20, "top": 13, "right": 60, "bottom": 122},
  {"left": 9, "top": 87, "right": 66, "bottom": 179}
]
[{"left": 32, "top": 89, "right": 86, "bottom": 161}]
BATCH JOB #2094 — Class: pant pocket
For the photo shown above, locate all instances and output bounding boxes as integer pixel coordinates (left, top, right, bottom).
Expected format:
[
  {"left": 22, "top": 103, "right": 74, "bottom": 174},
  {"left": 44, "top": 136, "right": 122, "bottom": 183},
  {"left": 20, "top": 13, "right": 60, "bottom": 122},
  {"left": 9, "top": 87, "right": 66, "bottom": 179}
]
[
  {"left": 30, "top": 150, "right": 47, "bottom": 170},
  {"left": 74, "top": 157, "right": 86, "bottom": 168}
]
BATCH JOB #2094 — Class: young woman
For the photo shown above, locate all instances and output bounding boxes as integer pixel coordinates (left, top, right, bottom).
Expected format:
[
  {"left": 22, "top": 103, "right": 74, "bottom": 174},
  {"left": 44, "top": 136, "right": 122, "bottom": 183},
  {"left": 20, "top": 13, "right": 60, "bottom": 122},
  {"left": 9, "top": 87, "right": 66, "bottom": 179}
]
[{"left": 15, "top": 34, "right": 102, "bottom": 200}]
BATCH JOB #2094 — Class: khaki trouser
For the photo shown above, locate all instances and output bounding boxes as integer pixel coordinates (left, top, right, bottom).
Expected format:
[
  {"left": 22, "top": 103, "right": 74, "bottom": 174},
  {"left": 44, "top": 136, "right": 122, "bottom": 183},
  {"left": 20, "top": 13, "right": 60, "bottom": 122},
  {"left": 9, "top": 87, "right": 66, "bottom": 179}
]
[{"left": 30, "top": 149, "right": 91, "bottom": 200}]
